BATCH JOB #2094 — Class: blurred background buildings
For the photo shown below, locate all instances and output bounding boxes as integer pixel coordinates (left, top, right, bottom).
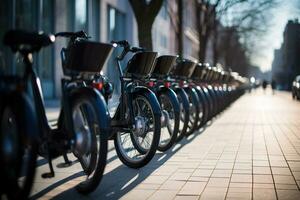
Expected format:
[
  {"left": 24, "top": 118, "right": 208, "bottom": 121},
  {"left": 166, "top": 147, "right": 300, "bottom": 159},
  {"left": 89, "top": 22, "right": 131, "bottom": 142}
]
[
  {"left": 0, "top": 0, "right": 298, "bottom": 98},
  {"left": 271, "top": 19, "right": 300, "bottom": 90}
]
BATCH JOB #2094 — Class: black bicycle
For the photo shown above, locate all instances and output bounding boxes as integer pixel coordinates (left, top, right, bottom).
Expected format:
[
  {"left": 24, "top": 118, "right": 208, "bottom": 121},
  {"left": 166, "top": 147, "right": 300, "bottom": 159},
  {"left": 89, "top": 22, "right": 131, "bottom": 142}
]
[
  {"left": 171, "top": 59, "right": 201, "bottom": 136},
  {"left": 146, "top": 55, "right": 180, "bottom": 151},
  {"left": 92, "top": 40, "right": 162, "bottom": 168},
  {"left": 0, "top": 30, "right": 112, "bottom": 199}
]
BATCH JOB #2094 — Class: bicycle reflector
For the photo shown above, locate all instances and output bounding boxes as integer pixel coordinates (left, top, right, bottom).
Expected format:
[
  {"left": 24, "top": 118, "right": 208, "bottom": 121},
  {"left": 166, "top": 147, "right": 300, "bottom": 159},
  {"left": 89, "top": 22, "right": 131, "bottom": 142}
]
[
  {"left": 164, "top": 82, "right": 171, "bottom": 88},
  {"left": 92, "top": 82, "right": 103, "bottom": 90},
  {"left": 148, "top": 81, "right": 155, "bottom": 87}
]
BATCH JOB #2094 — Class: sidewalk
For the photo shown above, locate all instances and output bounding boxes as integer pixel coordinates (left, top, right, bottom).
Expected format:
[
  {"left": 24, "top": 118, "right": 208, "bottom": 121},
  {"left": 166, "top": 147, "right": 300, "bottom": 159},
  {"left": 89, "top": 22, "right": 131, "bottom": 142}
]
[{"left": 32, "top": 89, "right": 300, "bottom": 200}]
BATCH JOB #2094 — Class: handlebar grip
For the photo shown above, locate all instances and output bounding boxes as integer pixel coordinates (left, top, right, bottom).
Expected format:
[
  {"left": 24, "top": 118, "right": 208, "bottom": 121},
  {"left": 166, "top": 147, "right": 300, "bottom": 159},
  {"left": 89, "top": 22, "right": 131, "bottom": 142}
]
[
  {"left": 130, "top": 47, "right": 145, "bottom": 53},
  {"left": 111, "top": 40, "right": 129, "bottom": 47},
  {"left": 55, "top": 30, "right": 88, "bottom": 39}
]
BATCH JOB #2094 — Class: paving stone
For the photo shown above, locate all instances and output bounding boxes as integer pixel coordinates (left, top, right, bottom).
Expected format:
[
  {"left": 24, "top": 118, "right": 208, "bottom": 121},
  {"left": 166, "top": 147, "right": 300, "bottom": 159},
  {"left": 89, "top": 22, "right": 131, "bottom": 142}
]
[
  {"left": 253, "top": 188, "right": 276, "bottom": 200},
  {"left": 253, "top": 166, "right": 272, "bottom": 174},
  {"left": 277, "top": 189, "right": 300, "bottom": 200},
  {"left": 192, "top": 169, "right": 213, "bottom": 177},
  {"left": 120, "top": 189, "right": 155, "bottom": 200},
  {"left": 253, "top": 183, "right": 275, "bottom": 189},
  {"left": 174, "top": 195, "right": 200, "bottom": 200},
  {"left": 272, "top": 167, "right": 292, "bottom": 175},
  {"left": 226, "top": 191, "right": 252, "bottom": 200},
  {"left": 178, "top": 181, "right": 206, "bottom": 196},
  {"left": 160, "top": 180, "right": 186, "bottom": 190},
  {"left": 253, "top": 174, "right": 274, "bottom": 184},
  {"left": 230, "top": 174, "right": 252, "bottom": 183},
  {"left": 275, "top": 183, "right": 298, "bottom": 190},
  {"left": 200, "top": 187, "right": 227, "bottom": 200},
  {"left": 31, "top": 91, "right": 300, "bottom": 199},
  {"left": 273, "top": 175, "right": 296, "bottom": 185},
  {"left": 148, "top": 190, "right": 177, "bottom": 200}
]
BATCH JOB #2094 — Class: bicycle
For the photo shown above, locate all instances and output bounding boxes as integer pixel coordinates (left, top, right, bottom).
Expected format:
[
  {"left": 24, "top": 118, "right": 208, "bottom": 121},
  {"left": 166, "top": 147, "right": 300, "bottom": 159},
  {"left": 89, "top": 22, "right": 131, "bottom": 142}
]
[
  {"left": 171, "top": 59, "right": 201, "bottom": 136},
  {"left": 0, "top": 29, "right": 113, "bottom": 199},
  {"left": 92, "top": 40, "right": 162, "bottom": 168},
  {"left": 146, "top": 55, "right": 180, "bottom": 151}
]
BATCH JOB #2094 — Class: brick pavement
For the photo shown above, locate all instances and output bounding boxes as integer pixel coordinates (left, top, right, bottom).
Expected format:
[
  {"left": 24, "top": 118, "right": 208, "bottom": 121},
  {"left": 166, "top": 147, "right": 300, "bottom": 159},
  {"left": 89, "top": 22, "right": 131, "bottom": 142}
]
[{"left": 31, "top": 89, "right": 300, "bottom": 199}]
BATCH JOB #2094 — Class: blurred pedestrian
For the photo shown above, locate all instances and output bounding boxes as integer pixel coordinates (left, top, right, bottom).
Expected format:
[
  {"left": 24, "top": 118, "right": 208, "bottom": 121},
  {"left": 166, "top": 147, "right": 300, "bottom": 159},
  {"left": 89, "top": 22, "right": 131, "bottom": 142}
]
[
  {"left": 271, "top": 79, "right": 276, "bottom": 95},
  {"left": 262, "top": 80, "right": 268, "bottom": 93}
]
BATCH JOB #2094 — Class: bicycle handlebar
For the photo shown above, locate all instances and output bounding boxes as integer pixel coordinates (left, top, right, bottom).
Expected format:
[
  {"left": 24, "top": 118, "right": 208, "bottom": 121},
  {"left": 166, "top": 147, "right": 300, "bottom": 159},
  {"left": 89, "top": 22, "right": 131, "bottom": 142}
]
[
  {"left": 55, "top": 31, "right": 89, "bottom": 39},
  {"left": 111, "top": 40, "right": 145, "bottom": 60},
  {"left": 111, "top": 40, "right": 129, "bottom": 47}
]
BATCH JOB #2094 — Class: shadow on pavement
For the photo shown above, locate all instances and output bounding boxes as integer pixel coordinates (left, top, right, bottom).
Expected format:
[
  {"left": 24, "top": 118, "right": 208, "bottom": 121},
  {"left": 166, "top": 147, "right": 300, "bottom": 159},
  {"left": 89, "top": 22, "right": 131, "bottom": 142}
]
[{"left": 30, "top": 127, "right": 207, "bottom": 200}]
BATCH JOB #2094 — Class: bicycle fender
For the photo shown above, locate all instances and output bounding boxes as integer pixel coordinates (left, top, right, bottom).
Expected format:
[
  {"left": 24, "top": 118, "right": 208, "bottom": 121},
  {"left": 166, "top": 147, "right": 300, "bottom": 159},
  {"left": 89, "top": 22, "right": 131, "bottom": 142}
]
[
  {"left": 156, "top": 87, "right": 180, "bottom": 113},
  {"left": 131, "top": 86, "right": 162, "bottom": 116},
  {"left": 70, "top": 87, "right": 110, "bottom": 131}
]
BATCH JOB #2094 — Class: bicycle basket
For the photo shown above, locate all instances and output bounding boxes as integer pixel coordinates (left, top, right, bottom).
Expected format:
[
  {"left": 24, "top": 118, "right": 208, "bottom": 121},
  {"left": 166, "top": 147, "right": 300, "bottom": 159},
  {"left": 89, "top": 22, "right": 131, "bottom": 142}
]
[
  {"left": 191, "top": 63, "right": 205, "bottom": 79},
  {"left": 125, "top": 51, "right": 158, "bottom": 78},
  {"left": 172, "top": 59, "right": 197, "bottom": 78},
  {"left": 63, "top": 40, "right": 114, "bottom": 75},
  {"left": 152, "top": 55, "right": 177, "bottom": 76}
]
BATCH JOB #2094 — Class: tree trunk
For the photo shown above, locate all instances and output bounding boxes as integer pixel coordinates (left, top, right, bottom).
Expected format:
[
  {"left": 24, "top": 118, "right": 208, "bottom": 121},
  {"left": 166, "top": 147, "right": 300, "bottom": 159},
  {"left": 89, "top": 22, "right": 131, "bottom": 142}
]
[
  {"left": 195, "top": 0, "right": 202, "bottom": 61},
  {"left": 213, "top": 26, "right": 219, "bottom": 65},
  {"left": 199, "top": 34, "right": 208, "bottom": 62},
  {"left": 128, "top": 0, "right": 164, "bottom": 51},
  {"left": 177, "top": 0, "right": 184, "bottom": 56},
  {"left": 137, "top": 22, "right": 153, "bottom": 50}
]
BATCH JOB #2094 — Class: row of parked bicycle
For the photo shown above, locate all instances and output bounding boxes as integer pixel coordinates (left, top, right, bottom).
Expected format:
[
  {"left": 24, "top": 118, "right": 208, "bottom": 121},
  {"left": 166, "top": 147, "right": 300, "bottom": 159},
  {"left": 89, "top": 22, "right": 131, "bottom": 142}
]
[{"left": 0, "top": 30, "right": 249, "bottom": 199}]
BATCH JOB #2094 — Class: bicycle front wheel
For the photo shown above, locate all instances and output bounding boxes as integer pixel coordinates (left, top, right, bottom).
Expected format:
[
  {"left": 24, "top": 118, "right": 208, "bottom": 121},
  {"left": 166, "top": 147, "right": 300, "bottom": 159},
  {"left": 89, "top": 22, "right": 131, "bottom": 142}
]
[
  {"left": 114, "top": 94, "right": 160, "bottom": 168},
  {"left": 157, "top": 92, "right": 179, "bottom": 152},
  {"left": 0, "top": 93, "right": 38, "bottom": 200},
  {"left": 70, "top": 93, "right": 108, "bottom": 194}
]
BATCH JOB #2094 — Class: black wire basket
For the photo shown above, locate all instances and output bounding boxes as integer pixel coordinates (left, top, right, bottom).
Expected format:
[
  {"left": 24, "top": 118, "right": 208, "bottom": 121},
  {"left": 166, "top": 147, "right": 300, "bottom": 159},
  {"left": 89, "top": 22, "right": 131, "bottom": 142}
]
[
  {"left": 63, "top": 40, "right": 114, "bottom": 75},
  {"left": 172, "top": 59, "right": 197, "bottom": 78},
  {"left": 152, "top": 55, "right": 178, "bottom": 76},
  {"left": 125, "top": 51, "right": 158, "bottom": 78}
]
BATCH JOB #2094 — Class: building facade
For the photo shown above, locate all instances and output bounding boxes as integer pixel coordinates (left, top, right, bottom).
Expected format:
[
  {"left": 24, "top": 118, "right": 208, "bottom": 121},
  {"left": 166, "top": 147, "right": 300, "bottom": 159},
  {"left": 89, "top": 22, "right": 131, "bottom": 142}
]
[
  {"left": 0, "top": 0, "right": 199, "bottom": 99},
  {"left": 271, "top": 19, "right": 300, "bottom": 90}
]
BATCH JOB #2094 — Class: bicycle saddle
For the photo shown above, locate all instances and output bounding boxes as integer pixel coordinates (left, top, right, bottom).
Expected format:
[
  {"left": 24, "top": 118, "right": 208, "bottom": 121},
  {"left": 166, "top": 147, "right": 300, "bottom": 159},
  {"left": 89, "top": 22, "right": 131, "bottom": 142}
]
[{"left": 3, "top": 29, "right": 55, "bottom": 52}]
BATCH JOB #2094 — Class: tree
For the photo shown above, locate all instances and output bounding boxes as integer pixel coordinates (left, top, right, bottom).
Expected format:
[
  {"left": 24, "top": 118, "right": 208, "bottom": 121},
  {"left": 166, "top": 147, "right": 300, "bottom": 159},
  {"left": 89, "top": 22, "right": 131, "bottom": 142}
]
[
  {"left": 177, "top": 0, "right": 184, "bottom": 56},
  {"left": 194, "top": 0, "right": 277, "bottom": 64},
  {"left": 195, "top": 0, "right": 217, "bottom": 62},
  {"left": 128, "top": 0, "right": 164, "bottom": 50}
]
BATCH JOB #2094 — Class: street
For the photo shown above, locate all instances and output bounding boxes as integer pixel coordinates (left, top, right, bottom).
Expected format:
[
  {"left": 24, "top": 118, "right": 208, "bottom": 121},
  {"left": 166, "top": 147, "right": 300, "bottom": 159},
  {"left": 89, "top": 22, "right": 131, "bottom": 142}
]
[{"left": 31, "top": 89, "right": 300, "bottom": 200}]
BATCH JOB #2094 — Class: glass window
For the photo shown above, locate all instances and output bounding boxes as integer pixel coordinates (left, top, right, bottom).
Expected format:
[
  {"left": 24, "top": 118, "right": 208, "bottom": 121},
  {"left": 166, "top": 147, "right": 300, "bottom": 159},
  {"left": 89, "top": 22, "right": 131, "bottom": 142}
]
[
  {"left": 90, "top": 0, "right": 100, "bottom": 41},
  {"left": 107, "top": 6, "right": 126, "bottom": 94},
  {"left": 15, "top": 0, "right": 38, "bottom": 75},
  {"left": 38, "top": 0, "right": 54, "bottom": 98},
  {"left": 107, "top": 6, "right": 125, "bottom": 41},
  {"left": 0, "top": 0, "right": 13, "bottom": 74},
  {"left": 75, "top": 0, "right": 87, "bottom": 31},
  {"left": 159, "top": 0, "right": 168, "bottom": 20},
  {"left": 15, "top": 0, "right": 38, "bottom": 31}
]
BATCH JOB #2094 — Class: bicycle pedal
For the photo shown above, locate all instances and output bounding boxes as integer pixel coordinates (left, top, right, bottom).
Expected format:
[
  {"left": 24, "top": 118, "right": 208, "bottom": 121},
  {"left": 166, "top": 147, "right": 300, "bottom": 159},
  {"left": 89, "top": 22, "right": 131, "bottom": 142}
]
[{"left": 41, "top": 172, "right": 55, "bottom": 178}]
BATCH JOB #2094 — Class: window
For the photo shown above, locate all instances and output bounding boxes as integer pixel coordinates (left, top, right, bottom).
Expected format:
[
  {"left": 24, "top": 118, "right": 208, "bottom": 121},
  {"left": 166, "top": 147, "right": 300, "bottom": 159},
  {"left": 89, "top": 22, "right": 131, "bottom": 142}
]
[
  {"left": 107, "top": 6, "right": 126, "bottom": 94},
  {"left": 160, "top": 34, "right": 167, "bottom": 48},
  {"left": 107, "top": 6, "right": 125, "bottom": 41},
  {"left": 38, "top": 0, "right": 54, "bottom": 98},
  {"left": 159, "top": 0, "right": 168, "bottom": 20},
  {"left": 0, "top": 0, "right": 13, "bottom": 74},
  {"left": 75, "top": 0, "right": 87, "bottom": 31},
  {"left": 15, "top": 0, "right": 38, "bottom": 31},
  {"left": 14, "top": 0, "right": 38, "bottom": 75}
]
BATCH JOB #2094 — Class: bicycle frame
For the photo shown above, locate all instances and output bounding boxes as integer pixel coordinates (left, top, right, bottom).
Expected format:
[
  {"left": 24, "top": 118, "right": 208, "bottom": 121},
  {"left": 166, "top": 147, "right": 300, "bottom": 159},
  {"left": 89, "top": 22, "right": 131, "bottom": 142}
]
[{"left": 23, "top": 52, "right": 75, "bottom": 153}]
